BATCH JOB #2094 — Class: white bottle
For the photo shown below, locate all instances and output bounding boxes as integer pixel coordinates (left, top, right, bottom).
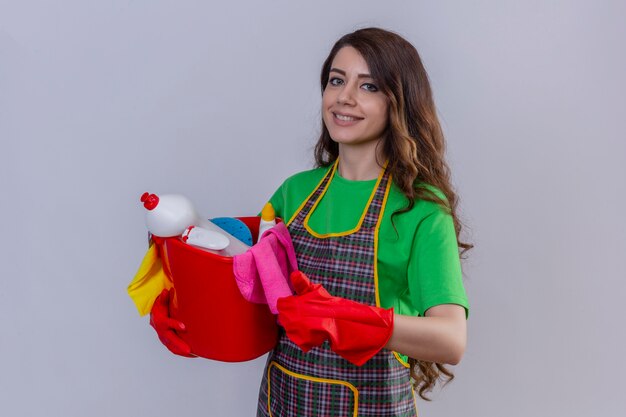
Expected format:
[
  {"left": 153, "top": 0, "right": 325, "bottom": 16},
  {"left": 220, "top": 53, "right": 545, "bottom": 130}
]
[
  {"left": 190, "top": 219, "right": 250, "bottom": 257},
  {"left": 140, "top": 192, "right": 250, "bottom": 256},
  {"left": 182, "top": 226, "right": 230, "bottom": 251},
  {"left": 141, "top": 192, "right": 201, "bottom": 237},
  {"left": 257, "top": 202, "right": 277, "bottom": 243}
]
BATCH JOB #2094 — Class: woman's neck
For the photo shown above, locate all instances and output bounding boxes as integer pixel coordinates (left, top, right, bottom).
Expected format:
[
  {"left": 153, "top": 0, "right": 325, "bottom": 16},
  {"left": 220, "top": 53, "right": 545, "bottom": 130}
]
[{"left": 337, "top": 142, "right": 385, "bottom": 181}]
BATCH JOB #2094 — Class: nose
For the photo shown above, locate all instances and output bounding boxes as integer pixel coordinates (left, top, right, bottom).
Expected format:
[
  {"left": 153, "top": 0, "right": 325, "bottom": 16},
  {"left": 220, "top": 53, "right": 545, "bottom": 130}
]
[{"left": 336, "top": 83, "right": 356, "bottom": 105}]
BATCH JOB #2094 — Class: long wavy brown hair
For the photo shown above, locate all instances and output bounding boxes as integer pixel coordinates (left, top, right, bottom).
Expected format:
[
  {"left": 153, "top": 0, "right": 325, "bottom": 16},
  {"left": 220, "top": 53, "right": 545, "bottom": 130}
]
[{"left": 314, "top": 27, "right": 472, "bottom": 400}]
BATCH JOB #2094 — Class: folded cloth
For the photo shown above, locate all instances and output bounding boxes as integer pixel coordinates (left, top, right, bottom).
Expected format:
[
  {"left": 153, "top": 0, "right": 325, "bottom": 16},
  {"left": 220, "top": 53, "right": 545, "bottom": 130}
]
[
  {"left": 127, "top": 243, "right": 173, "bottom": 316},
  {"left": 233, "top": 222, "right": 297, "bottom": 314}
]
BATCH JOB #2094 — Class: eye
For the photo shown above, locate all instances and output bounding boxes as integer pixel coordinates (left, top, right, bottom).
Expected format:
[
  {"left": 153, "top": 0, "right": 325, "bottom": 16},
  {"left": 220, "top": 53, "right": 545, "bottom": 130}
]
[
  {"left": 328, "top": 77, "right": 344, "bottom": 86},
  {"left": 361, "top": 83, "right": 379, "bottom": 92}
]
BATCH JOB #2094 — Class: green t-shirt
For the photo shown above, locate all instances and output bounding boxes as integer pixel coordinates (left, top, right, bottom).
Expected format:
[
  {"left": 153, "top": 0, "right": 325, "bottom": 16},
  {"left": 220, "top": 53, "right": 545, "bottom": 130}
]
[{"left": 266, "top": 166, "right": 469, "bottom": 322}]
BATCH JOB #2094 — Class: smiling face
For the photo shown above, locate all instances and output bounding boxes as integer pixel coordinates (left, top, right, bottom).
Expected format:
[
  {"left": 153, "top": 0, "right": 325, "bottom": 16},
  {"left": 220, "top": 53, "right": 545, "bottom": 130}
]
[{"left": 322, "top": 46, "right": 389, "bottom": 149}]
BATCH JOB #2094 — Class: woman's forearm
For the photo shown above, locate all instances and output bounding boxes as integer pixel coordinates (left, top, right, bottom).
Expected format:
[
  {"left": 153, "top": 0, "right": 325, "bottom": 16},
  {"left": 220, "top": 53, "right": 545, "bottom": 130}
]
[{"left": 384, "top": 305, "right": 467, "bottom": 365}]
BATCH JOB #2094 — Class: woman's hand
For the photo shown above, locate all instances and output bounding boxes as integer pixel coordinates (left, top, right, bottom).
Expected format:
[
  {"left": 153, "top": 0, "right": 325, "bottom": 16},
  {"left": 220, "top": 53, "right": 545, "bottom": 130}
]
[
  {"left": 150, "top": 288, "right": 194, "bottom": 358},
  {"left": 277, "top": 271, "right": 394, "bottom": 366},
  {"left": 385, "top": 304, "right": 467, "bottom": 365}
]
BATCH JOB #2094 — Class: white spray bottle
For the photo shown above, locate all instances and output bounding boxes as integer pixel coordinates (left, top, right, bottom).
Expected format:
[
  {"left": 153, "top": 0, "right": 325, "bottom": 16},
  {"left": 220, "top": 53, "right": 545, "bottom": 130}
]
[{"left": 140, "top": 192, "right": 249, "bottom": 256}]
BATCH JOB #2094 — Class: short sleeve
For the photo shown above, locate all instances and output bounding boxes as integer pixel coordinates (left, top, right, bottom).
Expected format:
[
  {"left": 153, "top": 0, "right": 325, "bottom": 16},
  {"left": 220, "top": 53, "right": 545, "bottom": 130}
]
[
  {"left": 257, "top": 168, "right": 329, "bottom": 221},
  {"left": 407, "top": 207, "right": 469, "bottom": 318}
]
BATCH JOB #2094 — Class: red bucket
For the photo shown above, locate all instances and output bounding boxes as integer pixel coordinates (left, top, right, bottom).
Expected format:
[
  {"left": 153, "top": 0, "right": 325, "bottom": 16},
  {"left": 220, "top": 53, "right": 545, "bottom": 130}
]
[{"left": 152, "top": 216, "right": 279, "bottom": 362}]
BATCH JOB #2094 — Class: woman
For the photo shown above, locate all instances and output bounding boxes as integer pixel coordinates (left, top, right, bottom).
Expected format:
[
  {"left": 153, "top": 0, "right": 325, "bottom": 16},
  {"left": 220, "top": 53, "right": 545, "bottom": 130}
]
[{"left": 152, "top": 27, "right": 470, "bottom": 416}]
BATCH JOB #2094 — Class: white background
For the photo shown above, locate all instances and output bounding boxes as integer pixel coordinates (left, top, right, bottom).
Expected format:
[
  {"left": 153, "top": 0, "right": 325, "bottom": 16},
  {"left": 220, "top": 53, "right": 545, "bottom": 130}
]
[{"left": 1, "top": 1, "right": 625, "bottom": 416}]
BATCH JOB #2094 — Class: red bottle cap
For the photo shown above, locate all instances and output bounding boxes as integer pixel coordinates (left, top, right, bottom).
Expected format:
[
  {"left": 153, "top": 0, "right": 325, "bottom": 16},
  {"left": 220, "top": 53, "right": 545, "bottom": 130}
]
[{"left": 140, "top": 192, "right": 159, "bottom": 211}]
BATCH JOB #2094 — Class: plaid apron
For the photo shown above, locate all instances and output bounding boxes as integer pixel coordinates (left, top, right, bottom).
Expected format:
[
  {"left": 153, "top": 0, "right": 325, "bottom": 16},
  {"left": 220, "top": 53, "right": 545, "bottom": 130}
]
[{"left": 257, "top": 161, "right": 418, "bottom": 417}]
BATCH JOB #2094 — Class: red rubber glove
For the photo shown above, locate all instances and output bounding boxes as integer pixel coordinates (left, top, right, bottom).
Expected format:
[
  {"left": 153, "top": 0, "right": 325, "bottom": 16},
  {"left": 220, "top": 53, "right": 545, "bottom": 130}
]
[
  {"left": 277, "top": 271, "right": 394, "bottom": 366},
  {"left": 150, "top": 288, "right": 194, "bottom": 358}
]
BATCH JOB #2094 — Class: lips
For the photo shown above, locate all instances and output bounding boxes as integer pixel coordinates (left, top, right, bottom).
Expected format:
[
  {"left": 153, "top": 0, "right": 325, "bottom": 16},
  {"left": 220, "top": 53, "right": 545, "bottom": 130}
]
[
  {"left": 331, "top": 111, "right": 363, "bottom": 127},
  {"left": 333, "top": 111, "right": 363, "bottom": 121},
  {"left": 335, "top": 113, "right": 359, "bottom": 121}
]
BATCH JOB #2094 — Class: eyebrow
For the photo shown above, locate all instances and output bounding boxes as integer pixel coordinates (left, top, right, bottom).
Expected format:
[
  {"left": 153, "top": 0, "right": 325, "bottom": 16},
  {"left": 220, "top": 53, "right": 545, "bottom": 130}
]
[{"left": 329, "top": 67, "right": 373, "bottom": 79}]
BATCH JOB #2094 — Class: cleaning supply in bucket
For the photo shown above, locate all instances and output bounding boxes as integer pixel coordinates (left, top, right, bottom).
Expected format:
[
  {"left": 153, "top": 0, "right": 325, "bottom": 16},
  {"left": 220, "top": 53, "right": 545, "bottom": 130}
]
[
  {"left": 211, "top": 217, "right": 253, "bottom": 245},
  {"left": 257, "top": 202, "right": 276, "bottom": 242},
  {"left": 182, "top": 225, "right": 230, "bottom": 250},
  {"left": 185, "top": 219, "right": 249, "bottom": 257},
  {"left": 141, "top": 192, "right": 200, "bottom": 237},
  {"left": 140, "top": 192, "right": 249, "bottom": 257}
]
